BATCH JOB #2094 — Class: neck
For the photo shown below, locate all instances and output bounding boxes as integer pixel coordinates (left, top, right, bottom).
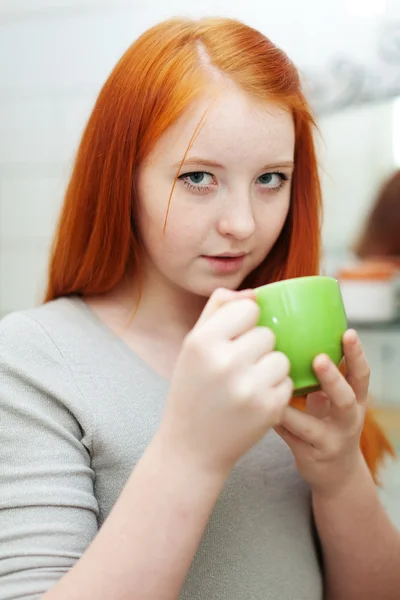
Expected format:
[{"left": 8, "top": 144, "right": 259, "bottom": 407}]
[{"left": 94, "top": 269, "right": 208, "bottom": 344}]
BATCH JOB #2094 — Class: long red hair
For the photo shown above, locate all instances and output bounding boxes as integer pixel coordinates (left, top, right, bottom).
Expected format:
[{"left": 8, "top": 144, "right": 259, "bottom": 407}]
[{"left": 44, "top": 17, "right": 394, "bottom": 478}]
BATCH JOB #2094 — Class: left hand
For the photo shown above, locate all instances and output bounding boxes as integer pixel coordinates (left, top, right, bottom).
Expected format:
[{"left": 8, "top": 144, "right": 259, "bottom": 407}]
[{"left": 275, "top": 329, "right": 370, "bottom": 497}]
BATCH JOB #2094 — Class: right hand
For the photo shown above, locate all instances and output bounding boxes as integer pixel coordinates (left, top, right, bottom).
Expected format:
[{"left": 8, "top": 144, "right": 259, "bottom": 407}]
[{"left": 158, "top": 288, "right": 293, "bottom": 479}]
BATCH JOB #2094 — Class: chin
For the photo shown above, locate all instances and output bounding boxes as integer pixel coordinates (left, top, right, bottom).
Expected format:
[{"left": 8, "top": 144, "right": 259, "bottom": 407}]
[{"left": 187, "top": 276, "right": 247, "bottom": 298}]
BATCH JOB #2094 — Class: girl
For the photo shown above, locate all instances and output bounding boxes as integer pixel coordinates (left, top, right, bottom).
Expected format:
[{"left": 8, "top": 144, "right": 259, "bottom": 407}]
[{"left": 0, "top": 17, "right": 398, "bottom": 600}]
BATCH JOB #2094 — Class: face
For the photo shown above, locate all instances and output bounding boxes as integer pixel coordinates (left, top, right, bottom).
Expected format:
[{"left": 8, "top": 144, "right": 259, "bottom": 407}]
[{"left": 136, "top": 88, "right": 295, "bottom": 298}]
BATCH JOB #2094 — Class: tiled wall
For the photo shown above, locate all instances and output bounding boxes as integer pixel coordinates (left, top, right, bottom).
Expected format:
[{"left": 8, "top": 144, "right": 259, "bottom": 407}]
[
  {"left": 0, "top": 94, "right": 96, "bottom": 315},
  {"left": 0, "top": 2, "right": 154, "bottom": 317}
]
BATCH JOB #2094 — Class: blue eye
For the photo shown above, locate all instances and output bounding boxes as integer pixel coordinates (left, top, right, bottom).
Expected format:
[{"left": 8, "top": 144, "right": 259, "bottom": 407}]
[
  {"left": 178, "top": 171, "right": 215, "bottom": 194},
  {"left": 189, "top": 173, "right": 205, "bottom": 184},
  {"left": 257, "top": 172, "right": 287, "bottom": 188},
  {"left": 180, "top": 171, "right": 214, "bottom": 186}
]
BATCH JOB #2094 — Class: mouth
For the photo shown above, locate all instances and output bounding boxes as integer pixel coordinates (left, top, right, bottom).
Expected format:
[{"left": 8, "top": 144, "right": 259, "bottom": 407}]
[
  {"left": 201, "top": 253, "right": 248, "bottom": 274},
  {"left": 212, "top": 253, "right": 247, "bottom": 259}
]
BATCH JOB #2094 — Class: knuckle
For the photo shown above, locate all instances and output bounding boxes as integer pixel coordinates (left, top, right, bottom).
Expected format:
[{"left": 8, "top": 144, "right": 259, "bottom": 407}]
[
  {"left": 311, "top": 429, "right": 325, "bottom": 447},
  {"left": 240, "top": 299, "right": 260, "bottom": 320},
  {"left": 326, "top": 366, "right": 341, "bottom": 384},
  {"left": 213, "top": 287, "right": 228, "bottom": 300},
  {"left": 325, "top": 437, "right": 341, "bottom": 459},
  {"left": 235, "top": 375, "right": 254, "bottom": 403},
  {"left": 185, "top": 333, "right": 231, "bottom": 374},
  {"left": 264, "top": 396, "right": 283, "bottom": 425},
  {"left": 183, "top": 330, "right": 213, "bottom": 363},
  {"left": 340, "top": 392, "right": 356, "bottom": 410},
  {"left": 259, "top": 326, "right": 276, "bottom": 349},
  {"left": 273, "top": 351, "right": 291, "bottom": 373},
  {"left": 208, "top": 287, "right": 232, "bottom": 309},
  {"left": 183, "top": 329, "right": 203, "bottom": 352},
  {"left": 271, "top": 377, "right": 293, "bottom": 406},
  {"left": 285, "top": 376, "right": 294, "bottom": 397},
  {"left": 300, "top": 423, "right": 314, "bottom": 440},
  {"left": 362, "top": 365, "right": 371, "bottom": 381},
  {"left": 270, "top": 404, "right": 284, "bottom": 425},
  {"left": 213, "top": 353, "right": 232, "bottom": 376}
]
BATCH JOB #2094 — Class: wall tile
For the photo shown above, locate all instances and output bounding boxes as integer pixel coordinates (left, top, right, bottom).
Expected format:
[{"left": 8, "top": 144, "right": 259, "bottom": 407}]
[
  {"left": 0, "top": 175, "right": 66, "bottom": 239},
  {"left": 0, "top": 239, "right": 50, "bottom": 312},
  {"left": 0, "top": 95, "right": 95, "bottom": 164}
]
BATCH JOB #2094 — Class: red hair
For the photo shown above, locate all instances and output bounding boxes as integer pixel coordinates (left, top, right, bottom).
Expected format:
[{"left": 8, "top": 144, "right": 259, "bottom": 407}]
[{"left": 44, "top": 17, "right": 394, "bottom": 478}]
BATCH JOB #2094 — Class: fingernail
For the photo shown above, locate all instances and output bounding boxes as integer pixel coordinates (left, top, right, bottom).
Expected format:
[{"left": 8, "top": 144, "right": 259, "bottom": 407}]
[
  {"left": 347, "top": 329, "right": 358, "bottom": 344},
  {"left": 316, "top": 355, "right": 330, "bottom": 371}
]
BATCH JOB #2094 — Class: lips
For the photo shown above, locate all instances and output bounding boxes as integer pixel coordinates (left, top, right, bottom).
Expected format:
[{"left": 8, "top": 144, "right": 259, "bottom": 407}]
[
  {"left": 212, "top": 253, "right": 247, "bottom": 259},
  {"left": 202, "top": 253, "right": 247, "bottom": 274}
]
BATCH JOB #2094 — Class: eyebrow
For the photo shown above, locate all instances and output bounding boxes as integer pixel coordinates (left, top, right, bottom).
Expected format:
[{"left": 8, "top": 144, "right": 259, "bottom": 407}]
[{"left": 175, "top": 157, "right": 295, "bottom": 170}]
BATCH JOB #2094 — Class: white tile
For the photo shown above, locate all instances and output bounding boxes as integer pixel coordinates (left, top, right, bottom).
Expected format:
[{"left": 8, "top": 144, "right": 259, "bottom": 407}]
[
  {"left": 0, "top": 8, "right": 148, "bottom": 90},
  {"left": 0, "top": 176, "right": 66, "bottom": 239},
  {"left": 379, "top": 457, "right": 400, "bottom": 530},
  {"left": 319, "top": 102, "right": 395, "bottom": 250},
  {"left": 381, "top": 457, "right": 400, "bottom": 489},
  {"left": 0, "top": 240, "right": 50, "bottom": 312},
  {"left": 0, "top": 95, "right": 95, "bottom": 163},
  {"left": 0, "top": 1, "right": 129, "bottom": 17}
]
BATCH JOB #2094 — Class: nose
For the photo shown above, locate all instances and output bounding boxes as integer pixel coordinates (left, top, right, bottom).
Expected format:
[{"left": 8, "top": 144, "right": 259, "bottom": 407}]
[{"left": 216, "top": 193, "right": 256, "bottom": 240}]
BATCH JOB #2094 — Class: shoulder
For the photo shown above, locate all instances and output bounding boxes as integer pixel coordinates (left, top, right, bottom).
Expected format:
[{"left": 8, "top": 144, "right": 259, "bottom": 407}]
[
  {"left": 0, "top": 298, "right": 76, "bottom": 362},
  {"left": 0, "top": 296, "right": 92, "bottom": 360},
  {"left": 0, "top": 300, "right": 94, "bottom": 438}
]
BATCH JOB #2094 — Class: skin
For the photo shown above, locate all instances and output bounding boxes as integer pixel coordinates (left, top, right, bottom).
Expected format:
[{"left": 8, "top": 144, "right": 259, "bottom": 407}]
[{"left": 136, "top": 89, "right": 294, "bottom": 300}]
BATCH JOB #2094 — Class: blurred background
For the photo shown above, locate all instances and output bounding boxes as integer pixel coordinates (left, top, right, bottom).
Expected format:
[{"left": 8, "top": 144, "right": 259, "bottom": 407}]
[{"left": 1, "top": 0, "right": 400, "bottom": 523}]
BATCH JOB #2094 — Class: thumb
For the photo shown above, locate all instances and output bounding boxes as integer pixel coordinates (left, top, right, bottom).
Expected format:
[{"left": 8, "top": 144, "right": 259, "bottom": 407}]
[
  {"left": 274, "top": 424, "right": 308, "bottom": 453},
  {"left": 194, "top": 287, "right": 256, "bottom": 329}
]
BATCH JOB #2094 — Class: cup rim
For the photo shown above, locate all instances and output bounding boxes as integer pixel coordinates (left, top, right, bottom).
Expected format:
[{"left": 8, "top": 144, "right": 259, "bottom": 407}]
[{"left": 255, "top": 275, "right": 338, "bottom": 293}]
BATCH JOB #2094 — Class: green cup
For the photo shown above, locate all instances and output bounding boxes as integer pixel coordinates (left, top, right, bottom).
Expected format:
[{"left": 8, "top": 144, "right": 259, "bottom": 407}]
[{"left": 255, "top": 276, "right": 348, "bottom": 396}]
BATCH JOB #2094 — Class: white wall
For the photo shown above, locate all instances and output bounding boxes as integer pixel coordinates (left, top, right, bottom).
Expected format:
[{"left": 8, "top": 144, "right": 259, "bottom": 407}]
[
  {"left": 319, "top": 101, "right": 396, "bottom": 254},
  {"left": 0, "top": 0, "right": 398, "bottom": 315}
]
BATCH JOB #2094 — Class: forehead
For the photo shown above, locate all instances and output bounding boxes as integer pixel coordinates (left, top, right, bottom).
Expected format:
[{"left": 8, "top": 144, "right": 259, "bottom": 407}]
[{"left": 148, "top": 88, "right": 295, "bottom": 167}]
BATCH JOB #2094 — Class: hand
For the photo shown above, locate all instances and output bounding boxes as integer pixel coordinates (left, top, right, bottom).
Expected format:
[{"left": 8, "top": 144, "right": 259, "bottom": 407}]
[
  {"left": 158, "top": 288, "right": 293, "bottom": 479},
  {"left": 275, "top": 330, "right": 369, "bottom": 497}
]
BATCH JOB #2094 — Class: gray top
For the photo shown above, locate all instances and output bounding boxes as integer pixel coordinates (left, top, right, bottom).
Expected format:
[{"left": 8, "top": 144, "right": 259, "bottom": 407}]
[{"left": 0, "top": 297, "right": 323, "bottom": 600}]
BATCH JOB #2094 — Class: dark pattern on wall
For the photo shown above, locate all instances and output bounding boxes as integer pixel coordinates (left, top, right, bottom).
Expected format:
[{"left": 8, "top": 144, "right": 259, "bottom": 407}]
[{"left": 303, "top": 20, "right": 400, "bottom": 115}]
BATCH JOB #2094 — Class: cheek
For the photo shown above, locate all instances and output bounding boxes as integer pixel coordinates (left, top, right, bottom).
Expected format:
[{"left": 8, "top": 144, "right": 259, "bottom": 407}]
[
  {"left": 147, "top": 194, "right": 212, "bottom": 246},
  {"left": 142, "top": 209, "right": 208, "bottom": 265},
  {"left": 256, "top": 195, "right": 290, "bottom": 238},
  {"left": 162, "top": 216, "right": 206, "bottom": 251},
  {"left": 138, "top": 176, "right": 208, "bottom": 236}
]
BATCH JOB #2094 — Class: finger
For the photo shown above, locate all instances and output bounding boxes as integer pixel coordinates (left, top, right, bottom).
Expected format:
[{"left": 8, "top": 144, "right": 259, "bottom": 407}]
[
  {"left": 199, "top": 298, "right": 260, "bottom": 340},
  {"left": 313, "top": 354, "right": 358, "bottom": 426},
  {"left": 306, "top": 390, "right": 331, "bottom": 420},
  {"left": 342, "top": 329, "right": 370, "bottom": 403},
  {"left": 279, "top": 405, "right": 327, "bottom": 447},
  {"left": 274, "top": 424, "right": 309, "bottom": 452},
  {"left": 231, "top": 326, "right": 275, "bottom": 365},
  {"left": 272, "top": 377, "right": 294, "bottom": 406},
  {"left": 195, "top": 287, "right": 256, "bottom": 328},
  {"left": 262, "top": 378, "right": 294, "bottom": 425},
  {"left": 254, "top": 352, "right": 291, "bottom": 388}
]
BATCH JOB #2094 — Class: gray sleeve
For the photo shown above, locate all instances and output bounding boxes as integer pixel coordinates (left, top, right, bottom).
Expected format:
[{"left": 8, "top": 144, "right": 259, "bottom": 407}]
[{"left": 0, "top": 312, "right": 99, "bottom": 600}]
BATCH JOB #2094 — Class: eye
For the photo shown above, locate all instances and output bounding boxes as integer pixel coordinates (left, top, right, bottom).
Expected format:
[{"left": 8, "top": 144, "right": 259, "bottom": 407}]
[
  {"left": 257, "top": 172, "right": 288, "bottom": 189},
  {"left": 178, "top": 171, "right": 216, "bottom": 194},
  {"left": 180, "top": 171, "right": 214, "bottom": 186}
]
